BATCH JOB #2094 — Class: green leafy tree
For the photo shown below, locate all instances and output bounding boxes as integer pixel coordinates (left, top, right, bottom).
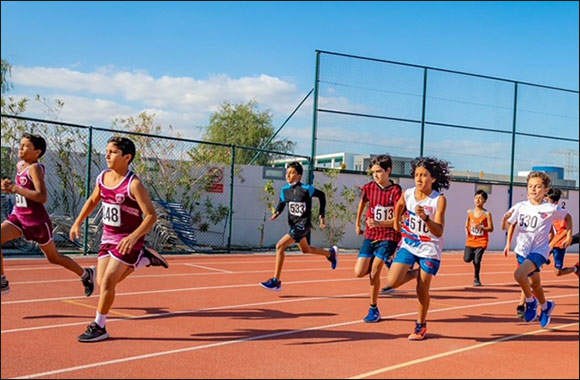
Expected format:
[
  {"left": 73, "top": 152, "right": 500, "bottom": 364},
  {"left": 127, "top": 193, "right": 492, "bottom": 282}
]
[
  {"left": 312, "top": 169, "right": 359, "bottom": 246},
  {"left": 201, "top": 100, "right": 296, "bottom": 165}
]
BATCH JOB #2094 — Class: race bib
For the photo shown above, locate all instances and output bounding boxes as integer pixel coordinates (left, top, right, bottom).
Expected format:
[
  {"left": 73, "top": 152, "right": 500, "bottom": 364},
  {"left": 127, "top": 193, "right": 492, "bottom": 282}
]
[
  {"left": 288, "top": 202, "right": 306, "bottom": 217},
  {"left": 470, "top": 223, "right": 484, "bottom": 236},
  {"left": 374, "top": 206, "right": 394, "bottom": 222},
  {"left": 15, "top": 193, "right": 28, "bottom": 208},
  {"left": 102, "top": 202, "right": 121, "bottom": 227},
  {"left": 407, "top": 213, "right": 429, "bottom": 235}
]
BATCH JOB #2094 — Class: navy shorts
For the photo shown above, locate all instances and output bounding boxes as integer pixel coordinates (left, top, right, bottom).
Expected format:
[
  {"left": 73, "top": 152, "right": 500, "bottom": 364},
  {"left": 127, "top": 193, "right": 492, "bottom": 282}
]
[
  {"left": 393, "top": 247, "right": 440, "bottom": 275},
  {"left": 551, "top": 248, "right": 566, "bottom": 270},
  {"left": 289, "top": 226, "right": 311, "bottom": 243},
  {"left": 358, "top": 239, "right": 398, "bottom": 264}
]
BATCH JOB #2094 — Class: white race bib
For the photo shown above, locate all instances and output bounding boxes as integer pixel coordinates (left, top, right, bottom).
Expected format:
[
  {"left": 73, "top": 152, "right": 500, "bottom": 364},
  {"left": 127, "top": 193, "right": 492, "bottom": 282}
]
[
  {"left": 374, "top": 206, "right": 394, "bottom": 222},
  {"left": 470, "top": 224, "right": 484, "bottom": 236},
  {"left": 15, "top": 193, "right": 28, "bottom": 208},
  {"left": 102, "top": 202, "right": 121, "bottom": 227},
  {"left": 288, "top": 202, "right": 306, "bottom": 217},
  {"left": 408, "top": 213, "right": 429, "bottom": 235}
]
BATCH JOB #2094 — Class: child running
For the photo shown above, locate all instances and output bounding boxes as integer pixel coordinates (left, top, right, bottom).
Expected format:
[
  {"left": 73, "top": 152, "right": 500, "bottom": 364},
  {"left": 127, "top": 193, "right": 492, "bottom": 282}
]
[
  {"left": 463, "top": 190, "right": 494, "bottom": 286},
  {"left": 354, "top": 154, "right": 402, "bottom": 322},
  {"left": 260, "top": 161, "right": 338, "bottom": 291},
  {"left": 382, "top": 156, "right": 451, "bottom": 340},
  {"left": 502, "top": 172, "right": 572, "bottom": 328},
  {"left": 70, "top": 136, "right": 167, "bottom": 342},
  {"left": 545, "top": 188, "right": 578, "bottom": 278},
  {"left": 1, "top": 133, "right": 95, "bottom": 297}
]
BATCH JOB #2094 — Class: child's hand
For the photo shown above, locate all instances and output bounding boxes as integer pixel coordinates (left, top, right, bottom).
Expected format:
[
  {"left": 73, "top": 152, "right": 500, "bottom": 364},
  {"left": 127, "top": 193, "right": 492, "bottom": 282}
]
[
  {"left": 356, "top": 224, "right": 363, "bottom": 235},
  {"left": 1, "top": 178, "right": 15, "bottom": 193},
  {"left": 502, "top": 210, "right": 514, "bottom": 222},
  {"left": 319, "top": 216, "right": 326, "bottom": 229},
  {"left": 117, "top": 235, "right": 138, "bottom": 255},
  {"left": 503, "top": 245, "right": 510, "bottom": 257},
  {"left": 270, "top": 212, "right": 279, "bottom": 221},
  {"left": 69, "top": 224, "right": 81, "bottom": 242},
  {"left": 415, "top": 205, "right": 428, "bottom": 221}
]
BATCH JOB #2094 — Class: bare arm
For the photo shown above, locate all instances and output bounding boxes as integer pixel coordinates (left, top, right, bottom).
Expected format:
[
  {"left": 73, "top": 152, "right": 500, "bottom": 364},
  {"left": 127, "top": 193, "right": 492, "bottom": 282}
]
[
  {"left": 393, "top": 193, "right": 407, "bottom": 233},
  {"left": 70, "top": 185, "right": 102, "bottom": 241},
  {"left": 4, "top": 163, "right": 48, "bottom": 203},
  {"left": 484, "top": 211, "right": 494, "bottom": 233},
  {"left": 503, "top": 222, "right": 515, "bottom": 257},
  {"left": 355, "top": 199, "right": 367, "bottom": 235}
]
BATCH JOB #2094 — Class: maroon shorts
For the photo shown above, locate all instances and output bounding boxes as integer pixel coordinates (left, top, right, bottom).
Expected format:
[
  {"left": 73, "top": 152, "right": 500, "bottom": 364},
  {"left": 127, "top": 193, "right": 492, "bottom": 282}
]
[
  {"left": 6, "top": 214, "right": 53, "bottom": 246},
  {"left": 98, "top": 243, "right": 144, "bottom": 267}
]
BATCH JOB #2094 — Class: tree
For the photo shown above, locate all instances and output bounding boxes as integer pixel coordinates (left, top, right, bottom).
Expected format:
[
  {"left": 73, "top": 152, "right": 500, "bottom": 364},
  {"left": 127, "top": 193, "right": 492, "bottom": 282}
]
[
  {"left": 311, "top": 169, "right": 359, "bottom": 246},
  {"left": 202, "top": 100, "right": 296, "bottom": 165}
]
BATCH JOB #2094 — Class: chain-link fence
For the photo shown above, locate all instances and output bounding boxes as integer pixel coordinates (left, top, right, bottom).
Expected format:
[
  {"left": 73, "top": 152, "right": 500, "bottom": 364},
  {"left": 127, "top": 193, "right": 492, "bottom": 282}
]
[
  {"left": 313, "top": 50, "right": 579, "bottom": 195},
  {"left": 1, "top": 115, "right": 310, "bottom": 255}
]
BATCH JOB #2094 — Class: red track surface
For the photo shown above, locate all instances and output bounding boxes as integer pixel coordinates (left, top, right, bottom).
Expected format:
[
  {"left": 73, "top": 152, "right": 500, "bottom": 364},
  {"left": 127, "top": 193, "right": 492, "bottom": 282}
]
[{"left": 1, "top": 252, "right": 578, "bottom": 379}]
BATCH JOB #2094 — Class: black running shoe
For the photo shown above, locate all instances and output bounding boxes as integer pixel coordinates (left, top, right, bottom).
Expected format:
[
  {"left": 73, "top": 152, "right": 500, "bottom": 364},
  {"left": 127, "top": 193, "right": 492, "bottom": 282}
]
[
  {"left": 144, "top": 247, "right": 169, "bottom": 269},
  {"left": 78, "top": 322, "right": 109, "bottom": 343},
  {"left": 81, "top": 266, "right": 96, "bottom": 297}
]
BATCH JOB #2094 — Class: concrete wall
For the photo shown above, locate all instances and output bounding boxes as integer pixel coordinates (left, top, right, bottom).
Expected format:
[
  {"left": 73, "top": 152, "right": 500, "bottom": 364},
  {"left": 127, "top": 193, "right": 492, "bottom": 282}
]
[{"left": 230, "top": 165, "right": 579, "bottom": 252}]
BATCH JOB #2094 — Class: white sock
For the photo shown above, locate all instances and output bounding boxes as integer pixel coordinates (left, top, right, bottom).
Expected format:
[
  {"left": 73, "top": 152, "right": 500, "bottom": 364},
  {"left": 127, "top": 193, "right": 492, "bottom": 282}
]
[
  {"left": 94, "top": 312, "right": 107, "bottom": 328},
  {"left": 525, "top": 296, "right": 535, "bottom": 303}
]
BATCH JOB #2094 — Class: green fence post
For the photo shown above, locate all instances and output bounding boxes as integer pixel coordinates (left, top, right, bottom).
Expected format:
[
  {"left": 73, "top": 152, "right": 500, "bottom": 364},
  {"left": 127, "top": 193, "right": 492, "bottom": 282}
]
[
  {"left": 83, "top": 126, "right": 93, "bottom": 255},
  {"left": 227, "top": 145, "right": 236, "bottom": 253},
  {"left": 310, "top": 51, "right": 321, "bottom": 185},
  {"left": 420, "top": 68, "right": 428, "bottom": 157},
  {"left": 508, "top": 83, "right": 518, "bottom": 209}
]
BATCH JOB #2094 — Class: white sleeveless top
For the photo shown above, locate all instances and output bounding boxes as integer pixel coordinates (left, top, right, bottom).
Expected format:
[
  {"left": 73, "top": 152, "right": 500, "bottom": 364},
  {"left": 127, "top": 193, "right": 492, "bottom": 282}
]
[{"left": 399, "top": 187, "right": 444, "bottom": 260}]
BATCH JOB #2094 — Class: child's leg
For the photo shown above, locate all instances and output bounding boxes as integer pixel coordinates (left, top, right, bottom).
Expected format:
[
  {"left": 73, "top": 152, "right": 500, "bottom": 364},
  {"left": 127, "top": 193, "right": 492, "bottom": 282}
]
[
  {"left": 384, "top": 262, "right": 415, "bottom": 289},
  {"left": 354, "top": 257, "right": 372, "bottom": 278},
  {"left": 514, "top": 260, "right": 537, "bottom": 298},
  {"left": 553, "top": 249, "right": 575, "bottom": 276},
  {"left": 473, "top": 248, "right": 485, "bottom": 280},
  {"left": 528, "top": 272, "right": 546, "bottom": 305},
  {"left": 369, "top": 258, "right": 385, "bottom": 305},
  {"left": 1, "top": 222, "right": 22, "bottom": 277},
  {"left": 297, "top": 238, "right": 331, "bottom": 258},
  {"left": 97, "top": 259, "right": 132, "bottom": 316},
  {"left": 273, "top": 234, "right": 295, "bottom": 280},
  {"left": 40, "top": 241, "right": 85, "bottom": 277},
  {"left": 1, "top": 222, "right": 23, "bottom": 273},
  {"left": 416, "top": 270, "right": 433, "bottom": 324}
]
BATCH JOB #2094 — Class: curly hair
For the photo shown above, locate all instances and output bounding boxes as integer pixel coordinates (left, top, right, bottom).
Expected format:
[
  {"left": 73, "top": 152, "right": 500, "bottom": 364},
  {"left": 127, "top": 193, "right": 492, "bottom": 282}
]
[{"left": 410, "top": 156, "right": 452, "bottom": 192}]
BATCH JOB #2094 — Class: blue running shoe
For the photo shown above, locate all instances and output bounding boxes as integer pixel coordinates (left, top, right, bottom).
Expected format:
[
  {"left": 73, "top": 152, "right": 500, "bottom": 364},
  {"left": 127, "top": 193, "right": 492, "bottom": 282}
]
[
  {"left": 524, "top": 297, "right": 539, "bottom": 323},
  {"left": 260, "top": 278, "right": 281, "bottom": 291},
  {"left": 363, "top": 307, "right": 381, "bottom": 323},
  {"left": 328, "top": 246, "right": 339, "bottom": 270},
  {"left": 539, "top": 300, "right": 555, "bottom": 328}
]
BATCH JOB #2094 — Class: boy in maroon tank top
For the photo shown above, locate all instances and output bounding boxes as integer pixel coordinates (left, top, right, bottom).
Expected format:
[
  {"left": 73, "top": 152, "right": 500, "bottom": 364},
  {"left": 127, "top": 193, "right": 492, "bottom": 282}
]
[
  {"left": 1, "top": 133, "right": 95, "bottom": 297},
  {"left": 70, "top": 136, "right": 166, "bottom": 342}
]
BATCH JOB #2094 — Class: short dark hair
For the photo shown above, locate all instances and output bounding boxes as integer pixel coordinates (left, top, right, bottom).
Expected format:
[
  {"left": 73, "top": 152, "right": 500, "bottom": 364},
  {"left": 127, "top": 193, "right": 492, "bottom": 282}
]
[
  {"left": 370, "top": 154, "right": 393, "bottom": 171},
  {"left": 108, "top": 136, "right": 136, "bottom": 164},
  {"left": 547, "top": 188, "right": 562, "bottom": 202},
  {"left": 23, "top": 133, "right": 47, "bottom": 158},
  {"left": 287, "top": 161, "right": 303, "bottom": 176},
  {"left": 475, "top": 189, "right": 488, "bottom": 200}
]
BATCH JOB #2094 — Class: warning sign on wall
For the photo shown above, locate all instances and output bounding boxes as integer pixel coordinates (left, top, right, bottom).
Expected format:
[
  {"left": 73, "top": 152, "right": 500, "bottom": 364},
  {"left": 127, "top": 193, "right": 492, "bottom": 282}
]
[{"left": 207, "top": 167, "right": 224, "bottom": 193}]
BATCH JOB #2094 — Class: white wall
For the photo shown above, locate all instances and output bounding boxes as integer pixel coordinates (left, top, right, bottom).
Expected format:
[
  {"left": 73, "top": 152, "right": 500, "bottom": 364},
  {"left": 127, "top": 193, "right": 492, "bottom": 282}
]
[{"left": 230, "top": 165, "right": 579, "bottom": 252}]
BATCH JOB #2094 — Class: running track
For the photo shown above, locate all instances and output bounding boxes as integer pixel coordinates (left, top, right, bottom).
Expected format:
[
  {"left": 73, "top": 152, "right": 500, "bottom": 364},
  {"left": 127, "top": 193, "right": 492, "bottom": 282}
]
[{"left": 1, "top": 251, "right": 578, "bottom": 379}]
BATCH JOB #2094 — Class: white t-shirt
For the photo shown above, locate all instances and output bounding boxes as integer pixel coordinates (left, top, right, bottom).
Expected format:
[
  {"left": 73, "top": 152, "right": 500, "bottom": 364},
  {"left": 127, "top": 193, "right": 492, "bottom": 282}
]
[
  {"left": 506, "top": 200, "right": 568, "bottom": 259},
  {"left": 399, "top": 187, "right": 443, "bottom": 260}
]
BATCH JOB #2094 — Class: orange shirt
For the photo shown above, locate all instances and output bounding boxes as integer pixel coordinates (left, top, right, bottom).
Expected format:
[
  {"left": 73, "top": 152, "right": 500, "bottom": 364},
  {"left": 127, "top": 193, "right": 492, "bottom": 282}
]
[
  {"left": 552, "top": 219, "right": 567, "bottom": 249},
  {"left": 465, "top": 209, "right": 489, "bottom": 249}
]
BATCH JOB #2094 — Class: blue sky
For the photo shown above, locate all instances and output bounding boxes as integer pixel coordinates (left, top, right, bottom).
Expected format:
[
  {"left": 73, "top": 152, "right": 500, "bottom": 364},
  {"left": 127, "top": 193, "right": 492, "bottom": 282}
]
[{"left": 1, "top": 1, "right": 579, "bottom": 173}]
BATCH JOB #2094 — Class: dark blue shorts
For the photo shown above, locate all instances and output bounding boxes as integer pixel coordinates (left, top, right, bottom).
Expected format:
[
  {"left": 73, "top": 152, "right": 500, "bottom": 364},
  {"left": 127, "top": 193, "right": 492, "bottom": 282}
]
[
  {"left": 516, "top": 252, "right": 547, "bottom": 275},
  {"left": 358, "top": 239, "right": 398, "bottom": 264},
  {"left": 551, "top": 248, "right": 566, "bottom": 270},
  {"left": 393, "top": 247, "right": 440, "bottom": 275},
  {"left": 289, "top": 225, "right": 311, "bottom": 243}
]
